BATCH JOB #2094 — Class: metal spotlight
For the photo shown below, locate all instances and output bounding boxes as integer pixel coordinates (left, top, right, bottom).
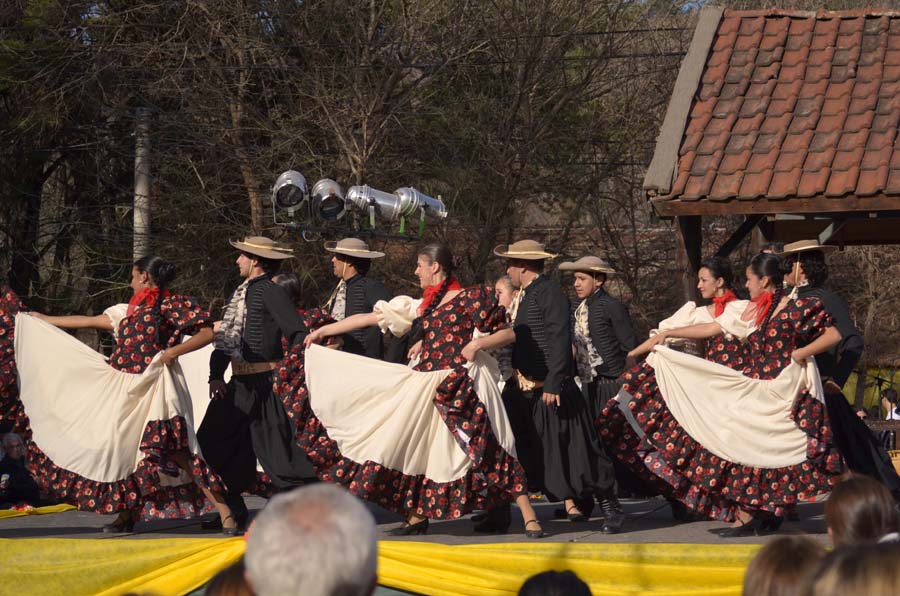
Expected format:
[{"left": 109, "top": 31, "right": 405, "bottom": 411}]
[
  {"left": 346, "top": 185, "right": 448, "bottom": 222},
  {"left": 272, "top": 170, "right": 309, "bottom": 213},
  {"left": 394, "top": 187, "right": 448, "bottom": 220},
  {"left": 311, "top": 178, "right": 347, "bottom": 221}
]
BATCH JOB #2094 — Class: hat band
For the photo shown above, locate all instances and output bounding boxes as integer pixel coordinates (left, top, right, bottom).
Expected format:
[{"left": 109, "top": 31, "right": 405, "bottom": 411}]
[
  {"left": 240, "top": 241, "right": 293, "bottom": 253},
  {"left": 504, "top": 250, "right": 552, "bottom": 256},
  {"left": 332, "top": 247, "right": 375, "bottom": 254}
]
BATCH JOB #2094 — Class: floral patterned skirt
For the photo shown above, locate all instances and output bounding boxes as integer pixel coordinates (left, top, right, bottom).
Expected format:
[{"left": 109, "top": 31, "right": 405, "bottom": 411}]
[{"left": 597, "top": 361, "right": 843, "bottom": 521}]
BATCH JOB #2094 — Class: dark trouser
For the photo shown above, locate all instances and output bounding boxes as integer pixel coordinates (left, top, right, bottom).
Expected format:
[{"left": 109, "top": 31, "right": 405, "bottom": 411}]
[
  {"left": 501, "top": 378, "right": 615, "bottom": 503},
  {"left": 197, "top": 371, "right": 316, "bottom": 506}
]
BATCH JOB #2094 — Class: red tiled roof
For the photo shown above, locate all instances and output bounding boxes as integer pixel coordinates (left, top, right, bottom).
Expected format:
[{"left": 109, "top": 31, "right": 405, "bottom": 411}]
[{"left": 645, "top": 8, "right": 900, "bottom": 215}]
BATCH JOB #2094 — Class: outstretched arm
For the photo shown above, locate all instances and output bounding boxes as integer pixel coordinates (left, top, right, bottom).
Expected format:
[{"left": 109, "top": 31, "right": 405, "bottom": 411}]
[
  {"left": 629, "top": 322, "right": 724, "bottom": 359},
  {"left": 304, "top": 312, "right": 379, "bottom": 346},
  {"left": 160, "top": 326, "right": 214, "bottom": 365},
  {"left": 461, "top": 328, "right": 515, "bottom": 361},
  {"left": 30, "top": 312, "right": 114, "bottom": 332}
]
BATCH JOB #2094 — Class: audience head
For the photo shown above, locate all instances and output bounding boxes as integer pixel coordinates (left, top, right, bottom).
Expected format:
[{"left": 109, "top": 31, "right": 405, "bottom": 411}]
[
  {"left": 2, "top": 433, "right": 25, "bottom": 461},
  {"left": 518, "top": 570, "right": 591, "bottom": 596},
  {"left": 697, "top": 256, "right": 735, "bottom": 300},
  {"left": 805, "top": 542, "right": 900, "bottom": 596},
  {"left": 759, "top": 242, "right": 784, "bottom": 254},
  {"left": 782, "top": 250, "right": 829, "bottom": 289},
  {"left": 494, "top": 275, "right": 518, "bottom": 310},
  {"left": 741, "top": 535, "right": 825, "bottom": 596},
  {"left": 825, "top": 475, "right": 900, "bottom": 547},
  {"left": 882, "top": 388, "right": 898, "bottom": 413},
  {"left": 272, "top": 273, "right": 302, "bottom": 307},
  {"left": 244, "top": 483, "right": 377, "bottom": 596},
  {"left": 205, "top": 558, "right": 254, "bottom": 596}
]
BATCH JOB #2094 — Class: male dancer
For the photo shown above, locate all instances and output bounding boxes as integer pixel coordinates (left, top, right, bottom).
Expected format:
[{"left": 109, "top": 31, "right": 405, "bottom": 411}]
[{"left": 198, "top": 236, "right": 316, "bottom": 533}]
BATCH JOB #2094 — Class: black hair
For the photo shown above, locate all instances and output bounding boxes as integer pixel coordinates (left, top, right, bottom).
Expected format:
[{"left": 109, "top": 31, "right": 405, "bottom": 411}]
[
  {"left": 334, "top": 253, "right": 371, "bottom": 276},
  {"left": 783, "top": 250, "right": 829, "bottom": 287},
  {"left": 883, "top": 388, "right": 898, "bottom": 404},
  {"left": 518, "top": 571, "right": 591, "bottom": 596},
  {"left": 133, "top": 255, "right": 177, "bottom": 344},
  {"left": 418, "top": 243, "right": 456, "bottom": 318},
  {"left": 749, "top": 252, "right": 784, "bottom": 330},
  {"left": 241, "top": 252, "right": 282, "bottom": 275},
  {"left": 272, "top": 273, "right": 302, "bottom": 307},
  {"left": 699, "top": 255, "right": 734, "bottom": 290}
]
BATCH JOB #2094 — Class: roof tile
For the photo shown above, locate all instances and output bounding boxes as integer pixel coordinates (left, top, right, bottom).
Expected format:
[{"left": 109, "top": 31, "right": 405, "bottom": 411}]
[
  {"left": 875, "top": 95, "right": 900, "bottom": 115},
  {"left": 832, "top": 147, "right": 866, "bottom": 171},
  {"left": 861, "top": 147, "right": 891, "bottom": 170},
  {"left": 824, "top": 166, "right": 860, "bottom": 197},
  {"left": 795, "top": 96, "right": 824, "bottom": 117},
  {"left": 779, "top": 62, "right": 806, "bottom": 81},
  {"left": 753, "top": 131, "right": 784, "bottom": 154},
  {"left": 718, "top": 15, "right": 741, "bottom": 36},
  {"left": 844, "top": 111, "right": 875, "bottom": 132},
  {"left": 775, "top": 150, "right": 806, "bottom": 172},
  {"left": 690, "top": 152, "right": 718, "bottom": 176},
  {"left": 746, "top": 79, "right": 777, "bottom": 98},
  {"left": 726, "top": 63, "right": 755, "bottom": 84},
  {"left": 883, "top": 63, "right": 900, "bottom": 80},
  {"left": 804, "top": 147, "right": 837, "bottom": 171},
  {"left": 706, "top": 112, "right": 739, "bottom": 135},
  {"left": 761, "top": 112, "right": 793, "bottom": 134},
  {"left": 713, "top": 97, "right": 744, "bottom": 119},
  {"left": 713, "top": 30, "right": 738, "bottom": 52},
  {"left": 783, "top": 46, "right": 812, "bottom": 67},
  {"left": 709, "top": 171, "right": 745, "bottom": 199},
  {"left": 891, "top": 147, "right": 900, "bottom": 169},
  {"left": 788, "top": 112, "right": 820, "bottom": 133},
  {"left": 739, "top": 16, "right": 763, "bottom": 36},
  {"left": 725, "top": 132, "right": 758, "bottom": 154},
  {"left": 825, "top": 79, "right": 855, "bottom": 98},
  {"left": 853, "top": 79, "right": 881, "bottom": 98},
  {"left": 768, "top": 167, "right": 802, "bottom": 198},
  {"left": 849, "top": 94, "right": 879, "bottom": 114},
  {"left": 682, "top": 169, "right": 717, "bottom": 199},
  {"left": 786, "top": 32, "right": 814, "bottom": 52},
  {"left": 864, "top": 15, "right": 890, "bottom": 36},
  {"left": 838, "top": 129, "right": 870, "bottom": 151},
  {"left": 772, "top": 79, "right": 803, "bottom": 100},
  {"left": 872, "top": 110, "right": 900, "bottom": 131},
  {"left": 799, "top": 79, "right": 829, "bottom": 99},
  {"left": 703, "top": 60, "right": 728, "bottom": 84},
  {"left": 797, "top": 168, "right": 830, "bottom": 197},
  {"left": 830, "top": 65, "right": 858, "bottom": 83},
  {"left": 856, "top": 165, "right": 889, "bottom": 196},
  {"left": 738, "top": 168, "right": 774, "bottom": 199},
  {"left": 698, "top": 80, "right": 725, "bottom": 101},
  {"left": 736, "top": 29, "right": 764, "bottom": 51},
  {"left": 782, "top": 130, "right": 816, "bottom": 154},
  {"left": 730, "top": 48, "right": 758, "bottom": 67},
  {"left": 733, "top": 113, "right": 765, "bottom": 134},
  {"left": 885, "top": 168, "right": 900, "bottom": 194},
  {"left": 822, "top": 95, "right": 852, "bottom": 116},
  {"left": 880, "top": 80, "right": 900, "bottom": 97},
  {"left": 767, "top": 96, "right": 798, "bottom": 117},
  {"left": 740, "top": 96, "right": 770, "bottom": 117},
  {"left": 680, "top": 132, "right": 702, "bottom": 155},
  {"left": 753, "top": 62, "right": 781, "bottom": 82},
  {"left": 885, "top": 49, "right": 900, "bottom": 65},
  {"left": 687, "top": 111, "right": 714, "bottom": 134},
  {"left": 719, "top": 151, "right": 752, "bottom": 175},
  {"left": 747, "top": 151, "right": 779, "bottom": 173},
  {"left": 805, "top": 60, "right": 833, "bottom": 82},
  {"left": 888, "top": 32, "right": 900, "bottom": 51},
  {"left": 756, "top": 47, "right": 785, "bottom": 66},
  {"left": 858, "top": 61, "right": 884, "bottom": 79},
  {"left": 810, "top": 130, "right": 842, "bottom": 152},
  {"left": 697, "top": 131, "right": 730, "bottom": 155},
  {"left": 868, "top": 128, "right": 897, "bottom": 150},
  {"left": 816, "top": 113, "right": 849, "bottom": 134}
]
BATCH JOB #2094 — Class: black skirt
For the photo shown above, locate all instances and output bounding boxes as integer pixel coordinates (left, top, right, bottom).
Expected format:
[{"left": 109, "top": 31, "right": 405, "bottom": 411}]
[
  {"left": 584, "top": 376, "right": 622, "bottom": 423},
  {"left": 197, "top": 372, "right": 316, "bottom": 495},
  {"left": 501, "top": 378, "right": 615, "bottom": 502},
  {"left": 824, "top": 386, "right": 900, "bottom": 493}
]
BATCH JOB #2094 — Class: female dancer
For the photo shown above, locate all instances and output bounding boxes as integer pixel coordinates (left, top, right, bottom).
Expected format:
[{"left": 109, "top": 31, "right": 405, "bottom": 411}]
[
  {"left": 20, "top": 256, "right": 237, "bottom": 533},
  {"left": 295, "top": 244, "right": 544, "bottom": 538},
  {"left": 0, "top": 283, "right": 27, "bottom": 434},
  {"left": 598, "top": 252, "right": 843, "bottom": 536}
]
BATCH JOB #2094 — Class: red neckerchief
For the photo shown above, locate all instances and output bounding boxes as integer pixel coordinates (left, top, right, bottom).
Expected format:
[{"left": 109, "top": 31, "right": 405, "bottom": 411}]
[
  {"left": 751, "top": 290, "right": 773, "bottom": 326},
  {"left": 711, "top": 289, "right": 738, "bottom": 317},
  {"left": 417, "top": 277, "right": 462, "bottom": 316},
  {"left": 127, "top": 288, "right": 170, "bottom": 316}
]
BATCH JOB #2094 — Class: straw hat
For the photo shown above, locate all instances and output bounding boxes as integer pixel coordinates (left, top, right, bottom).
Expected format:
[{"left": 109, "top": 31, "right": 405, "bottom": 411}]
[
  {"left": 229, "top": 236, "right": 295, "bottom": 260},
  {"left": 778, "top": 239, "right": 837, "bottom": 257},
  {"left": 493, "top": 239, "right": 558, "bottom": 260},
  {"left": 324, "top": 237, "right": 385, "bottom": 259},
  {"left": 558, "top": 255, "right": 616, "bottom": 275}
]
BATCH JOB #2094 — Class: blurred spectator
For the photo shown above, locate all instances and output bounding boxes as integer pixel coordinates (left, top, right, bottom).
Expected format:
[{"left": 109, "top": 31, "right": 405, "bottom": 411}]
[
  {"left": 741, "top": 535, "right": 825, "bottom": 596},
  {"left": 804, "top": 543, "right": 900, "bottom": 596},
  {"left": 759, "top": 242, "right": 784, "bottom": 254},
  {"left": 0, "top": 433, "right": 41, "bottom": 507},
  {"left": 518, "top": 570, "right": 591, "bottom": 596},
  {"left": 881, "top": 388, "right": 900, "bottom": 449},
  {"left": 244, "top": 483, "right": 376, "bottom": 596},
  {"left": 206, "top": 558, "right": 254, "bottom": 596},
  {"left": 825, "top": 475, "right": 900, "bottom": 547}
]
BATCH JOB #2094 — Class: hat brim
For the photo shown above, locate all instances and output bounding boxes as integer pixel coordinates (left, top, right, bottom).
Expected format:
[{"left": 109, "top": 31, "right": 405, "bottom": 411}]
[
  {"left": 778, "top": 244, "right": 838, "bottom": 257},
  {"left": 558, "top": 261, "right": 616, "bottom": 274},
  {"left": 324, "top": 241, "right": 385, "bottom": 259},
  {"left": 492, "top": 244, "right": 558, "bottom": 260},
  {"left": 230, "top": 240, "right": 295, "bottom": 260}
]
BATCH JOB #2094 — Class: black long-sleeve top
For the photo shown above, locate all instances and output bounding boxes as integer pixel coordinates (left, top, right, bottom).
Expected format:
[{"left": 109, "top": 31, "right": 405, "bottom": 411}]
[
  {"left": 585, "top": 288, "right": 638, "bottom": 378},
  {"left": 797, "top": 285, "right": 863, "bottom": 388},
  {"left": 0, "top": 457, "right": 40, "bottom": 505},
  {"left": 512, "top": 276, "right": 574, "bottom": 394},
  {"left": 340, "top": 274, "right": 391, "bottom": 359},
  {"left": 210, "top": 274, "right": 308, "bottom": 381}
]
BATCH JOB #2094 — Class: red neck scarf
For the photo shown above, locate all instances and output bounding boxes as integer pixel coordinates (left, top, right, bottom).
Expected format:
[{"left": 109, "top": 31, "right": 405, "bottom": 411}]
[
  {"left": 127, "top": 287, "right": 170, "bottom": 316},
  {"left": 751, "top": 290, "right": 773, "bottom": 326},
  {"left": 711, "top": 289, "right": 738, "bottom": 317},
  {"left": 418, "top": 277, "right": 462, "bottom": 316}
]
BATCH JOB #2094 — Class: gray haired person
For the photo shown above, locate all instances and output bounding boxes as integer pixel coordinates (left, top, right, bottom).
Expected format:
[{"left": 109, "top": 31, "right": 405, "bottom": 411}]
[{"left": 244, "top": 483, "right": 377, "bottom": 596}]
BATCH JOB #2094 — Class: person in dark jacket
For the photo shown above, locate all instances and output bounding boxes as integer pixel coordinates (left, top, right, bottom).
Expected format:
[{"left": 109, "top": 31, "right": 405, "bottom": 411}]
[
  {"left": 0, "top": 433, "right": 41, "bottom": 507},
  {"left": 559, "top": 255, "right": 637, "bottom": 421},
  {"left": 322, "top": 238, "right": 393, "bottom": 360},
  {"left": 781, "top": 239, "right": 900, "bottom": 498}
]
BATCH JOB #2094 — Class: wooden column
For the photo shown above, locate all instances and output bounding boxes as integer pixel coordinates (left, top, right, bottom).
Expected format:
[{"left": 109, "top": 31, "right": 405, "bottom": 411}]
[{"left": 675, "top": 216, "right": 702, "bottom": 302}]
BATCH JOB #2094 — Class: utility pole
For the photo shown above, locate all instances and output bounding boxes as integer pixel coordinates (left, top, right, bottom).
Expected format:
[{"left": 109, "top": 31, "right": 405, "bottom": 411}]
[{"left": 133, "top": 107, "right": 151, "bottom": 260}]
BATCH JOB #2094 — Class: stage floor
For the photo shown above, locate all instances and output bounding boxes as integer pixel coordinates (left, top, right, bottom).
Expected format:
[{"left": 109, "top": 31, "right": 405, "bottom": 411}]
[{"left": 0, "top": 495, "right": 830, "bottom": 545}]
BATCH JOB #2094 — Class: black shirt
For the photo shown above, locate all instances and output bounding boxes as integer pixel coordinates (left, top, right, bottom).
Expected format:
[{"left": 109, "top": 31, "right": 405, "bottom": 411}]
[
  {"left": 340, "top": 274, "right": 391, "bottom": 359},
  {"left": 210, "top": 274, "right": 308, "bottom": 381},
  {"left": 796, "top": 285, "right": 863, "bottom": 388},
  {"left": 585, "top": 288, "right": 638, "bottom": 378},
  {"left": 512, "top": 276, "right": 573, "bottom": 394},
  {"left": 0, "top": 457, "right": 40, "bottom": 505}
]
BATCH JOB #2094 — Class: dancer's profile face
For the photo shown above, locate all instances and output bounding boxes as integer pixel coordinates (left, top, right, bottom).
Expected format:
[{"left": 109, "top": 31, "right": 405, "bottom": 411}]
[
  {"left": 505, "top": 261, "right": 525, "bottom": 287},
  {"left": 415, "top": 255, "right": 438, "bottom": 288},
  {"left": 236, "top": 253, "right": 254, "bottom": 278},
  {"left": 129, "top": 267, "right": 150, "bottom": 294},
  {"left": 745, "top": 266, "right": 769, "bottom": 299},
  {"left": 572, "top": 272, "right": 599, "bottom": 299},
  {"left": 696, "top": 267, "right": 723, "bottom": 300}
]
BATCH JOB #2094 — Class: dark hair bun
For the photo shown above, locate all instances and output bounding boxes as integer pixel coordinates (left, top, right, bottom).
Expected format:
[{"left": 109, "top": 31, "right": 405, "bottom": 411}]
[{"left": 153, "top": 261, "right": 178, "bottom": 287}]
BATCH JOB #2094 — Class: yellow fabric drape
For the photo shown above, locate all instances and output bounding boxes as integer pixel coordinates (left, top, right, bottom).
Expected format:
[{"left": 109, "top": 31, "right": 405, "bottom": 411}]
[
  {"left": 0, "top": 538, "right": 761, "bottom": 596},
  {"left": 843, "top": 368, "right": 900, "bottom": 409},
  {"left": 0, "top": 503, "right": 75, "bottom": 519}
]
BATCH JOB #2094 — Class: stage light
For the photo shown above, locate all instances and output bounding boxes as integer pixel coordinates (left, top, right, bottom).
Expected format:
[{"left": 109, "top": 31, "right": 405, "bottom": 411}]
[
  {"left": 311, "top": 178, "right": 347, "bottom": 221},
  {"left": 272, "top": 170, "right": 309, "bottom": 213},
  {"left": 394, "top": 187, "right": 448, "bottom": 220},
  {"left": 346, "top": 185, "right": 448, "bottom": 222}
]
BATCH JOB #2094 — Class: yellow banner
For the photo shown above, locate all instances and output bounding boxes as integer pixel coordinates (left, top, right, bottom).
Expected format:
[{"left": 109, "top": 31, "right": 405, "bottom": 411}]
[
  {"left": 0, "top": 503, "right": 75, "bottom": 519},
  {"left": 0, "top": 538, "right": 761, "bottom": 596}
]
